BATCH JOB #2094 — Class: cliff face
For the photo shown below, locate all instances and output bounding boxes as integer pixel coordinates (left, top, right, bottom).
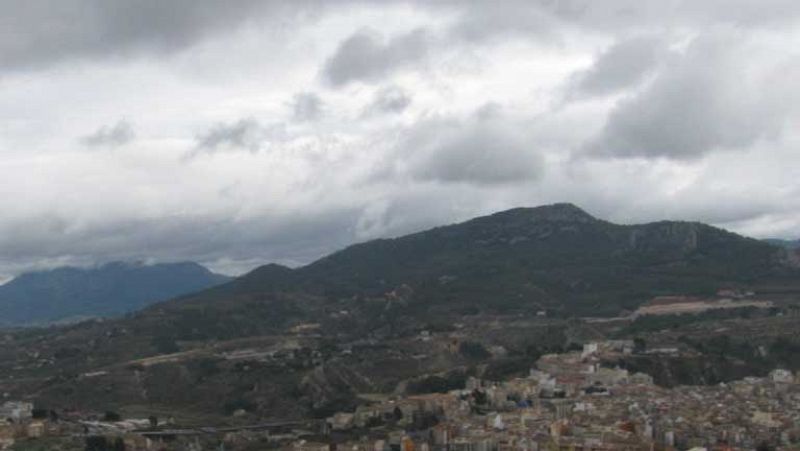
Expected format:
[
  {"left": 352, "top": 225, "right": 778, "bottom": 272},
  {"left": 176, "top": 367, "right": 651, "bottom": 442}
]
[
  {"left": 299, "top": 363, "right": 376, "bottom": 416},
  {"left": 628, "top": 222, "right": 699, "bottom": 255}
]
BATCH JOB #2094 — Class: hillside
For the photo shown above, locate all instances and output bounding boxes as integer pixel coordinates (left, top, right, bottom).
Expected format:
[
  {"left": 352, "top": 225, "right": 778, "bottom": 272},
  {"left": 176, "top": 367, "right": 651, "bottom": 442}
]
[
  {"left": 2, "top": 204, "right": 799, "bottom": 423},
  {"left": 0, "top": 261, "right": 230, "bottom": 326},
  {"left": 175, "top": 203, "right": 796, "bottom": 321}
]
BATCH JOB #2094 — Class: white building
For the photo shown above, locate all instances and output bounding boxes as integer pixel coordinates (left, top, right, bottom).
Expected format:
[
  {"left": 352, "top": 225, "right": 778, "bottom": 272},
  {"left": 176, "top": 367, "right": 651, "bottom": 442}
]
[{"left": 0, "top": 401, "right": 33, "bottom": 422}]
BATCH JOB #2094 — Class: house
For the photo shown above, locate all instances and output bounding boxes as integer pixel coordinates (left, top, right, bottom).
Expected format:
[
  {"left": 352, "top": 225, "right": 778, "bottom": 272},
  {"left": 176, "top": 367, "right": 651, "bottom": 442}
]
[
  {"left": 0, "top": 402, "right": 33, "bottom": 422},
  {"left": 0, "top": 424, "right": 16, "bottom": 450},
  {"left": 122, "top": 434, "right": 154, "bottom": 451},
  {"left": 26, "top": 421, "right": 45, "bottom": 438},
  {"left": 293, "top": 440, "right": 331, "bottom": 451},
  {"left": 770, "top": 369, "right": 794, "bottom": 384},
  {"left": 327, "top": 412, "right": 354, "bottom": 431}
]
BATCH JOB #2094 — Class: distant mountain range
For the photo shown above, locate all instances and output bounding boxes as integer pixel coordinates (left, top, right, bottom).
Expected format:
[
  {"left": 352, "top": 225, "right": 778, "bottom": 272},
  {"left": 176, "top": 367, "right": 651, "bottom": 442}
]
[
  {"left": 764, "top": 238, "right": 800, "bottom": 249},
  {"left": 0, "top": 262, "right": 230, "bottom": 327}
]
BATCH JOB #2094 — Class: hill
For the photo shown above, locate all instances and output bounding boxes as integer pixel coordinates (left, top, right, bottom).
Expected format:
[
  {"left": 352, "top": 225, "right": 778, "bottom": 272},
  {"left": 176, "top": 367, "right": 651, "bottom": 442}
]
[
  {"left": 2, "top": 203, "right": 799, "bottom": 423},
  {"left": 0, "top": 261, "right": 230, "bottom": 327},
  {"left": 174, "top": 203, "right": 796, "bottom": 323}
]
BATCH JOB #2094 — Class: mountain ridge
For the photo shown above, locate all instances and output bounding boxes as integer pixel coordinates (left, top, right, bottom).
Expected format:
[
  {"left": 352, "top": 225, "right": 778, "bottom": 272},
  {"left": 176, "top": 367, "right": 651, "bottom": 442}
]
[
  {"left": 3, "top": 204, "right": 800, "bottom": 422},
  {"left": 0, "top": 261, "right": 231, "bottom": 327},
  {"left": 162, "top": 203, "right": 796, "bottom": 322}
]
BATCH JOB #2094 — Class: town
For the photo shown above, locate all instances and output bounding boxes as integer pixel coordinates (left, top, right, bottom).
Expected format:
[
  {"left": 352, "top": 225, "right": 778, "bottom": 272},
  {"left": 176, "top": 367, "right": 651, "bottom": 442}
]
[{"left": 3, "top": 339, "right": 798, "bottom": 451}]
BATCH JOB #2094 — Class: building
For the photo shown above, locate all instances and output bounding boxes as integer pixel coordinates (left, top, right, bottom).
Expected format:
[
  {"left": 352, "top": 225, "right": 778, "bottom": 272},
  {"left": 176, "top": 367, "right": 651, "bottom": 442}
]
[
  {"left": 0, "top": 402, "right": 33, "bottom": 423},
  {"left": 0, "top": 424, "right": 16, "bottom": 450}
]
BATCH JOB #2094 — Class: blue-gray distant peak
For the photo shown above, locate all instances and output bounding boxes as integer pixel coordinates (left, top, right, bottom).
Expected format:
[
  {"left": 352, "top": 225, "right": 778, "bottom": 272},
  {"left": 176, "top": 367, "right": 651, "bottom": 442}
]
[{"left": 0, "top": 261, "right": 231, "bottom": 327}]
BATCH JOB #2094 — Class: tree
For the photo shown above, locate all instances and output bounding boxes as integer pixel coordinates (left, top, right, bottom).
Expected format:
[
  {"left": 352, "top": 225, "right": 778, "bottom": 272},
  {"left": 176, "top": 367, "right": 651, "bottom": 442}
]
[
  {"left": 151, "top": 335, "right": 179, "bottom": 354},
  {"left": 472, "top": 389, "right": 488, "bottom": 405},
  {"left": 103, "top": 411, "right": 121, "bottom": 422},
  {"left": 633, "top": 337, "right": 647, "bottom": 354},
  {"left": 393, "top": 406, "right": 403, "bottom": 421},
  {"left": 85, "top": 436, "right": 108, "bottom": 451},
  {"left": 459, "top": 341, "right": 491, "bottom": 360},
  {"left": 112, "top": 437, "right": 126, "bottom": 451}
]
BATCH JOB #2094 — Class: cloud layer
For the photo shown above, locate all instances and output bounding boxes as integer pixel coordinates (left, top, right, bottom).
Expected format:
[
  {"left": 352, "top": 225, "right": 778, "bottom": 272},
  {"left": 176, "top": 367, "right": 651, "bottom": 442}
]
[
  {"left": 0, "top": 1, "right": 798, "bottom": 279},
  {"left": 583, "top": 31, "right": 796, "bottom": 159}
]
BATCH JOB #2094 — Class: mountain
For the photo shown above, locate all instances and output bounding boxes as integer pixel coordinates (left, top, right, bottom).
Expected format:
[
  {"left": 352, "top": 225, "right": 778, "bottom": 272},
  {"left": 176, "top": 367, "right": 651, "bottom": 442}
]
[
  {"left": 765, "top": 238, "right": 800, "bottom": 249},
  {"left": 0, "top": 261, "right": 230, "bottom": 327},
  {"left": 165, "top": 203, "right": 797, "bottom": 328},
  {"left": 3, "top": 204, "right": 799, "bottom": 422}
]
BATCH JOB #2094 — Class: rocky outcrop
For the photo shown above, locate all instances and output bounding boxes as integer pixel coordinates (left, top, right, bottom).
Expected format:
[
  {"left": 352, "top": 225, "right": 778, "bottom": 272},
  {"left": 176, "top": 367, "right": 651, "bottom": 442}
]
[
  {"left": 299, "top": 363, "right": 375, "bottom": 414},
  {"left": 628, "top": 222, "right": 699, "bottom": 255}
]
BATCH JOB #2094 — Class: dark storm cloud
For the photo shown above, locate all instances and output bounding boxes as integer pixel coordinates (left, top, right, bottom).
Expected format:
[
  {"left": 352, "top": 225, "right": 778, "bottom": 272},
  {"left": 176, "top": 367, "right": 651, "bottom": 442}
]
[
  {"left": 291, "top": 92, "right": 324, "bottom": 122},
  {"left": 80, "top": 120, "right": 135, "bottom": 147},
  {"left": 323, "top": 28, "right": 431, "bottom": 86},
  {"left": 363, "top": 86, "right": 412, "bottom": 116},
  {"left": 582, "top": 32, "right": 792, "bottom": 159},
  {"left": 568, "top": 36, "right": 666, "bottom": 98},
  {"left": 516, "top": 0, "right": 800, "bottom": 31},
  {"left": 4, "top": 0, "right": 799, "bottom": 75},
  {"left": 400, "top": 117, "right": 544, "bottom": 186},
  {"left": 0, "top": 0, "right": 322, "bottom": 72},
  {"left": 193, "top": 119, "right": 285, "bottom": 155}
]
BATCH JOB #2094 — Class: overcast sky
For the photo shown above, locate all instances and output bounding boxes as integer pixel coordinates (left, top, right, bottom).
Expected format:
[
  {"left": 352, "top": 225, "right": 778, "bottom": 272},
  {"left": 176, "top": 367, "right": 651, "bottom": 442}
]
[{"left": 1, "top": 0, "right": 799, "bottom": 280}]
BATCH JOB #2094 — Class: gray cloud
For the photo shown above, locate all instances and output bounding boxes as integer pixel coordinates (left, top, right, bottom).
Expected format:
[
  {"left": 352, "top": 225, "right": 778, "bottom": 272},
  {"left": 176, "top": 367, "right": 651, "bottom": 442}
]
[
  {"left": 1, "top": 0, "right": 800, "bottom": 281},
  {"left": 518, "top": 0, "right": 800, "bottom": 31},
  {"left": 193, "top": 119, "right": 285, "bottom": 155},
  {"left": 4, "top": 1, "right": 799, "bottom": 75},
  {"left": 323, "top": 28, "right": 431, "bottom": 86},
  {"left": 400, "top": 116, "right": 544, "bottom": 186},
  {"left": 583, "top": 32, "right": 793, "bottom": 159},
  {"left": 363, "top": 86, "right": 412, "bottom": 116},
  {"left": 447, "top": 2, "right": 557, "bottom": 43},
  {"left": 0, "top": 207, "right": 360, "bottom": 277},
  {"left": 291, "top": 92, "right": 324, "bottom": 122},
  {"left": 568, "top": 36, "right": 666, "bottom": 98},
  {"left": 81, "top": 120, "right": 135, "bottom": 147},
  {"left": 0, "top": 0, "right": 327, "bottom": 73}
]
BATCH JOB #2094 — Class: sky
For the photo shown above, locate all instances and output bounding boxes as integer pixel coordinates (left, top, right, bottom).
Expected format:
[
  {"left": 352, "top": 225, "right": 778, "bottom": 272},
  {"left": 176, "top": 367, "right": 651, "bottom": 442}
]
[{"left": 0, "top": 0, "right": 799, "bottom": 280}]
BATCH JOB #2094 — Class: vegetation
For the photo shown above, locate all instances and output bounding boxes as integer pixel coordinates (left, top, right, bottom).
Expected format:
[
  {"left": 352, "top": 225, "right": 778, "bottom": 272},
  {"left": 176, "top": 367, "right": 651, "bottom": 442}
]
[
  {"left": 188, "top": 203, "right": 796, "bottom": 323},
  {"left": 616, "top": 307, "right": 772, "bottom": 337},
  {"left": 459, "top": 341, "right": 491, "bottom": 360},
  {"left": 10, "top": 438, "right": 83, "bottom": 451},
  {"left": 2, "top": 204, "right": 799, "bottom": 422},
  {"left": 407, "top": 370, "right": 467, "bottom": 394},
  {"left": 85, "top": 436, "right": 125, "bottom": 451},
  {"left": 483, "top": 357, "right": 532, "bottom": 381}
]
